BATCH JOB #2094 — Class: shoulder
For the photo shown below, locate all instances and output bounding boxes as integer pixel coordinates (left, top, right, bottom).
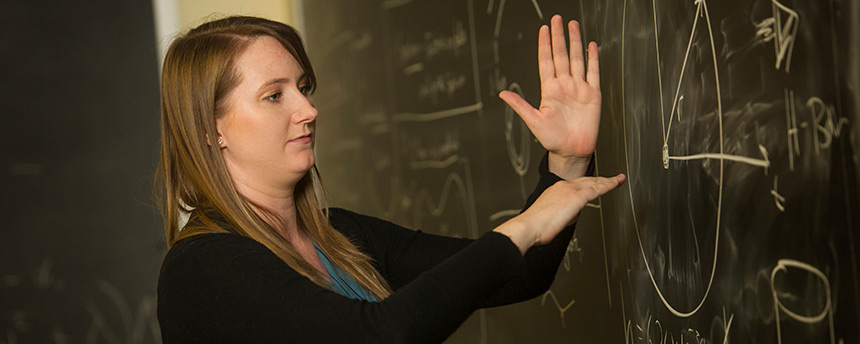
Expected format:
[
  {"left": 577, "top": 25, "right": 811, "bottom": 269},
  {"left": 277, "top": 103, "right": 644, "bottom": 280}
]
[
  {"left": 325, "top": 207, "right": 422, "bottom": 266},
  {"left": 327, "top": 206, "right": 357, "bottom": 223},
  {"left": 326, "top": 207, "right": 386, "bottom": 252},
  {"left": 157, "top": 233, "right": 327, "bottom": 341},
  {"left": 163, "top": 232, "right": 270, "bottom": 265},
  {"left": 326, "top": 207, "right": 393, "bottom": 241},
  {"left": 327, "top": 207, "right": 369, "bottom": 226},
  {"left": 326, "top": 207, "right": 407, "bottom": 229},
  {"left": 158, "top": 231, "right": 291, "bottom": 293},
  {"left": 157, "top": 233, "right": 268, "bottom": 339}
]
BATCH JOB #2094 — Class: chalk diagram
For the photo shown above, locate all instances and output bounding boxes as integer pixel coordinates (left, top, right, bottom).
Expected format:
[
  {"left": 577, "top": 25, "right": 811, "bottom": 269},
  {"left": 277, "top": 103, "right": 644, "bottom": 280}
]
[
  {"left": 770, "top": 259, "right": 836, "bottom": 344},
  {"left": 487, "top": 0, "right": 545, "bottom": 201},
  {"left": 755, "top": 0, "right": 799, "bottom": 73},
  {"left": 382, "top": 0, "right": 490, "bottom": 341},
  {"left": 381, "top": 0, "right": 484, "bottom": 236},
  {"left": 405, "top": 155, "right": 480, "bottom": 239},
  {"left": 620, "top": 0, "right": 771, "bottom": 317},
  {"left": 504, "top": 82, "right": 532, "bottom": 199}
]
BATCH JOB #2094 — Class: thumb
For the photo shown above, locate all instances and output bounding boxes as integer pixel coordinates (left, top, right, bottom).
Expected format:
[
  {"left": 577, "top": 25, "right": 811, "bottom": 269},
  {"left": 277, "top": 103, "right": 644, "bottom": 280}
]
[
  {"left": 572, "top": 174, "right": 627, "bottom": 204},
  {"left": 499, "top": 90, "right": 540, "bottom": 127}
]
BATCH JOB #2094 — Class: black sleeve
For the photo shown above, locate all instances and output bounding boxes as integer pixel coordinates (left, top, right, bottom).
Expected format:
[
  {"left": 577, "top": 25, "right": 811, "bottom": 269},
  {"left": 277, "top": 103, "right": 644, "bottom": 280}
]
[
  {"left": 330, "top": 153, "right": 595, "bottom": 308},
  {"left": 157, "top": 154, "right": 594, "bottom": 342},
  {"left": 487, "top": 152, "right": 596, "bottom": 306},
  {"left": 157, "top": 229, "right": 526, "bottom": 343}
]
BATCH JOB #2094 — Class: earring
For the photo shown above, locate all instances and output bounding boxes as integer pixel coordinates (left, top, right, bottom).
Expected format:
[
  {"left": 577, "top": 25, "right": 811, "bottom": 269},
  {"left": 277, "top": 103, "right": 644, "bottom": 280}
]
[{"left": 218, "top": 138, "right": 223, "bottom": 145}]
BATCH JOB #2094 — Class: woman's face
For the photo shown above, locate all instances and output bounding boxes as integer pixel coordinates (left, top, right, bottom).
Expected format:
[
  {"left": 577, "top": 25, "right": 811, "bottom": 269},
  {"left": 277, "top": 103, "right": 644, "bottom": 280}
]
[{"left": 216, "top": 36, "right": 317, "bottom": 193}]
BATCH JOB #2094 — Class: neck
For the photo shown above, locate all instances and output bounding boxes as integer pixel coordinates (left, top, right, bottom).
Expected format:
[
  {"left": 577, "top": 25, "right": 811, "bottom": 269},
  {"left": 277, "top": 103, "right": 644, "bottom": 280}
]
[
  {"left": 222, "top": 160, "right": 308, "bottom": 239},
  {"left": 233, "top": 180, "right": 303, "bottom": 240}
]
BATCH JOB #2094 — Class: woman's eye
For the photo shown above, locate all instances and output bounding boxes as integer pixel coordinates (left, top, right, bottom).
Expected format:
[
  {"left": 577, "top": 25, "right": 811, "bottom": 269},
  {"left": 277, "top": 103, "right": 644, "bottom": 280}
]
[
  {"left": 299, "top": 85, "right": 311, "bottom": 96},
  {"left": 265, "top": 92, "right": 282, "bottom": 102}
]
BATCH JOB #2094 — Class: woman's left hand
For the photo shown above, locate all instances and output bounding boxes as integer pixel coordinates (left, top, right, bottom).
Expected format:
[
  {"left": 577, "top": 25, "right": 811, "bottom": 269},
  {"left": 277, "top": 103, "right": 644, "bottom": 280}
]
[{"left": 499, "top": 15, "right": 601, "bottom": 180}]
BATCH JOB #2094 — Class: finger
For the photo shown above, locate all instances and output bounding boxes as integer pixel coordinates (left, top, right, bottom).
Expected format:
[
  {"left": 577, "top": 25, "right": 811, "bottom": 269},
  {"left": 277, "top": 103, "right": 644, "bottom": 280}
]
[
  {"left": 586, "top": 41, "right": 600, "bottom": 88},
  {"left": 582, "top": 178, "right": 617, "bottom": 201},
  {"left": 550, "top": 15, "right": 570, "bottom": 77},
  {"left": 572, "top": 174, "right": 625, "bottom": 202},
  {"left": 499, "top": 91, "right": 540, "bottom": 126},
  {"left": 538, "top": 25, "right": 553, "bottom": 83},
  {"left": 611, "top": 173, "right": 626, "bottom": 187},
  {"left": 568, "top": 20, "right": 585, "bottom": 79}
]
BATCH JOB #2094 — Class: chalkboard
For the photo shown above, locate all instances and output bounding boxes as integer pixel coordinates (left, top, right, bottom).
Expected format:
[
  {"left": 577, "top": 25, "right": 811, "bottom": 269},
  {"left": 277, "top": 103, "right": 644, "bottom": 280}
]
[
  {"left": 1, "top": 1, "right": 163, "bottom": 342},
  {"left": 304, "top": 0, "right": 860, "bottom": 343}
]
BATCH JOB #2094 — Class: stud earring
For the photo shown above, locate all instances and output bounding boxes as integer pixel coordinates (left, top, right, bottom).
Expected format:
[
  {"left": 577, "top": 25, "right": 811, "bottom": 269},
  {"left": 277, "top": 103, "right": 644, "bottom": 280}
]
[{"left": 218, "top": 138, "right": 223, "bottom": 145}]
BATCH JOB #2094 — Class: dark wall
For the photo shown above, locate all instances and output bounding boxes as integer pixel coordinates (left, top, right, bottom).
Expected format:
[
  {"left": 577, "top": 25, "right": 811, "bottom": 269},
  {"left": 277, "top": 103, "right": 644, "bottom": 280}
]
[
  {"left": 1, "top": 1, "right": 163, "bottom": 342},
  {"left": 304, "top": 0, "right": 860, "bottom": 343}
]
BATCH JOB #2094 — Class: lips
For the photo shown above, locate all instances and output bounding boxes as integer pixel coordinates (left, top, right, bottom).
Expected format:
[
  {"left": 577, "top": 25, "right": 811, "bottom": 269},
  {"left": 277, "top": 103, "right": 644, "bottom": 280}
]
[{"left": 289, "top": 133, "right": 312, "bottom": 144}]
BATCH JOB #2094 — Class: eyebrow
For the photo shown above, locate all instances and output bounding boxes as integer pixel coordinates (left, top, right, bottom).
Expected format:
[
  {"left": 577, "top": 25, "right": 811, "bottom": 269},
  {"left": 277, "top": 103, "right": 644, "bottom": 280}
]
[{"left": 260, "top": 73, "right": 307, "bottom": 90}]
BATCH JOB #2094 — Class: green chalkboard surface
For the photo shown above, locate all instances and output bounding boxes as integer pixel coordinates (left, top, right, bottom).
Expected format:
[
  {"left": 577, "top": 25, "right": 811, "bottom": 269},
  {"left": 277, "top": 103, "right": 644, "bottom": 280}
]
[{"left": 304, "top": 0, "right": 860, "bottom": 343}]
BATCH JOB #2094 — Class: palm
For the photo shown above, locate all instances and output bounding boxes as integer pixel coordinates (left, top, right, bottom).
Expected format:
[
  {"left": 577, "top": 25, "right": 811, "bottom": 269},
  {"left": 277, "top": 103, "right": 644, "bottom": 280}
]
[
  {"left": 500, "top": 15, "right": 601, "bottom": 162},
  {"left": 536, "top": 71, "right": 600, "bottom": 158}
]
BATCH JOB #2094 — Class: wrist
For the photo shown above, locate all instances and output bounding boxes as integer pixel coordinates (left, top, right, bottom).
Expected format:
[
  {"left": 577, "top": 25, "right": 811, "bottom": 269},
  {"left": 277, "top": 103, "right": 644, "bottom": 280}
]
[
  {"left": 492, "top": 217, "right": 534, "bottom": 255},
  {"left": 547, "top": 152, "right": 591, "bottom": 180}
]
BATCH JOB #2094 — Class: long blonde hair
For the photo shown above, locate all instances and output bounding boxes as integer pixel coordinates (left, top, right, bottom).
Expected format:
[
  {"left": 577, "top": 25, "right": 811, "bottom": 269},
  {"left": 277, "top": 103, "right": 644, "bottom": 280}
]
[{"left": 155, "top": 16, "right": 392, "bottom": 299}]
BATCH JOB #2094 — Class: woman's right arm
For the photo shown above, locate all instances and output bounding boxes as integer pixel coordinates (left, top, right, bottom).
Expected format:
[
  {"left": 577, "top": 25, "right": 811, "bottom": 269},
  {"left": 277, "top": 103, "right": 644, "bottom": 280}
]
[
  {"left": 493, "top": 173, "right": 624, "bottom": 255},
  {"left": 158, "top": 167, "right": 621, "bottom": 343},
  {"left": 158, "top": 229, "right": 526, "bottom": 343}
]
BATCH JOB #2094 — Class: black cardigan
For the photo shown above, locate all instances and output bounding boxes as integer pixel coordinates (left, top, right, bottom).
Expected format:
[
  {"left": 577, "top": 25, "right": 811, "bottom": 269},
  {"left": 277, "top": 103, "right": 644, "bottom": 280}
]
[{"left": 157, "top": 156, "right": 579, "bottom": 343}]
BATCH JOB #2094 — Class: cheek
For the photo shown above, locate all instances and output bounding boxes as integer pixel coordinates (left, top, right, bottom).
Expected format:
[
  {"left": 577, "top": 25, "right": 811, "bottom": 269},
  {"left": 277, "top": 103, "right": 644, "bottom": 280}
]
[{"left": 227, "top": 110, "right": 281, "bottom": 144}]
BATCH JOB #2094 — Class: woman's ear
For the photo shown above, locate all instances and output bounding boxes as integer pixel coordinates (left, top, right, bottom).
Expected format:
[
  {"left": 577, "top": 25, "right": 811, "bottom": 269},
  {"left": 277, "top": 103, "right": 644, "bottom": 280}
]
[
  {"left": 210, "top": 116, "right": 227, "bottom": 148},
  {"left": 205, "top": 133, "right": 225, "bottom": 148}
]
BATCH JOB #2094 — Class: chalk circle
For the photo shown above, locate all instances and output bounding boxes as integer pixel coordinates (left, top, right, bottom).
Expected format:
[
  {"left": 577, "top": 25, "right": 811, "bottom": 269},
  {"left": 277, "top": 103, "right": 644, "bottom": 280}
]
[
  {"left": 505, "top": 82, "right": 531, "bottom": 177},
  {"left": 622, "top": 0, "right": 723, "bottom": 317},
  {"left": 770, "top": 259, "right": 832, "bottom": 323}
]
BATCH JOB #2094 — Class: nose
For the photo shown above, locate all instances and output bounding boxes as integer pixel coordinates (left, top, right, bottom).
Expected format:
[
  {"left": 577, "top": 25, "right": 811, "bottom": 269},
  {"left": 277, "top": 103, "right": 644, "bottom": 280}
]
[{"left": 294, "top": 96, "right": 318, "bottom": 124}]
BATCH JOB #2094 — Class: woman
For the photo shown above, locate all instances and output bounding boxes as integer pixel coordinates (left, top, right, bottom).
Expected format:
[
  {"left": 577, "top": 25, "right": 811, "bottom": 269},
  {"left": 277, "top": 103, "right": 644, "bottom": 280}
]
[{"left": 156, "top": 15, "right": 624, "bottom": 342}]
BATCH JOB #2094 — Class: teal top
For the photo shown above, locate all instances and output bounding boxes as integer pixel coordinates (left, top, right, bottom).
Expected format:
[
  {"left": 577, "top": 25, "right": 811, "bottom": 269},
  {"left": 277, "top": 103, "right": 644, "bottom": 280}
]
[{"left": 313, "top": 242, "right": 378, "bottom": 302}]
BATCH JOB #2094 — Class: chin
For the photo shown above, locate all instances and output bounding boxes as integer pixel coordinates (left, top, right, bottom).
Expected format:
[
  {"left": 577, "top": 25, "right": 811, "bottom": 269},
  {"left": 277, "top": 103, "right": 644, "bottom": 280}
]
[{"left": 297, "top": 152, "right": 316, "bottom": 172}]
